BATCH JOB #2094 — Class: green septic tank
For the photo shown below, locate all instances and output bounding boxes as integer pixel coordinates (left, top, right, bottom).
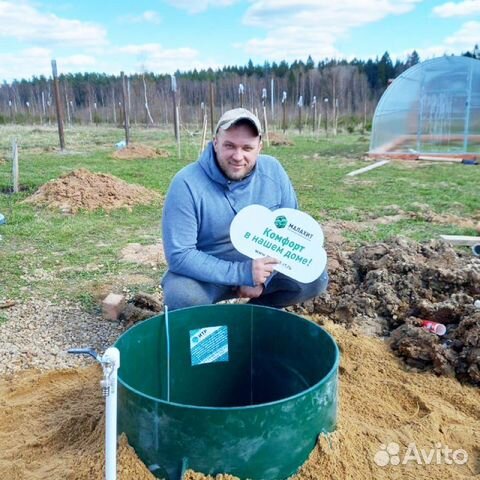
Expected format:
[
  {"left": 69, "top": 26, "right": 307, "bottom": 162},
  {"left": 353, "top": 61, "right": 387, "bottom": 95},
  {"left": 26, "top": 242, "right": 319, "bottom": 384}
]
[{"left": 115, "top": 304, "right": 339, "bottom": 480}]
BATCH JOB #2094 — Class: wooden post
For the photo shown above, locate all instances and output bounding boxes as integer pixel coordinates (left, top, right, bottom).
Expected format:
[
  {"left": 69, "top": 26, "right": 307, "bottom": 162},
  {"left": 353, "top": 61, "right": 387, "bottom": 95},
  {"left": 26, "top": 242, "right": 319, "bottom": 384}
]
[
  {"left": 142, "top": 74, "right": 154, "bottom": 126},
  {"left": 64, "top": 87, "right": 71, "bottom": 126},
  {"left": 171, "top": 75, "right": 180, "bottom": 156},
  {"left": 239, "top": 83, "right": 244, "bottom": 108},
  {"left": 200, "top": 101, "right": 205, "bottom": 129},
  {"left": 171, "top": 75, "right": 179, "bottom": 142},
  {"left": 334, "top": 97, "right": 339, "bottom": 136},
  {"left": 127, "top": 77, "right": 132, "bottom": 123},
  {"left": 200, "top": 111, "right": 208, "bottom": 154},
  {"left": 12, "top": 140, "right": 19, "bottom": 193},
  {"left": 261, "top": 88, "right": 270, "bottom": 147},
  {"left": 25, "top": 101, "right": 31, "bottom": 124},
  {"left": 41, "top": 91, "right": 46, "bottom": 124},
  {"left": 111, "top": 87, "right": 117, "bottom": 124},
  {"left": 121, "top": 72, "right": 130, "bottom": 146},
  {"left": 209, "top": 81, "right": 215, "bottom": 136},
  {"left": 281, "top": 91, "right": 287, "bottom": 134},
  {"left": 297, "top": 96, "right": 303, "bottom": 133},
  {"left": 323, "top": 97, "right": 329, "bottom": 136},
  {"left": 363, "top": 97, "right": 367, "bottom": 133},
  {"left": 270, "top": 77, "right": 274, "bottom": 122},
  {"left": 51, "top": 59, "right": 65, "bottom": 151},
  {"left": 312, "top": 96, "right": 317, "bottom": 132}
]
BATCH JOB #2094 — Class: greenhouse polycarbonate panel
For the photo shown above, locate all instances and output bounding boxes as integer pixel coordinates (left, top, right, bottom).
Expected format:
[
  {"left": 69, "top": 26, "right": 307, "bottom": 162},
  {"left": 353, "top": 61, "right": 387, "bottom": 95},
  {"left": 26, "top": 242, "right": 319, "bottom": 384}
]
[{"left": 370, "top": 56, "right": 480, "bottom": 155}]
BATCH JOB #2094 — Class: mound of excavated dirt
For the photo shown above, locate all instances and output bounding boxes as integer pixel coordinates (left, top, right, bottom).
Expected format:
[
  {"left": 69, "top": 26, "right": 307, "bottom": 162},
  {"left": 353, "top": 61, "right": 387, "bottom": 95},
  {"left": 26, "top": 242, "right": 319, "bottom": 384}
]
[
  {"left": 299, "top": 236, "right": 480, "bottom": 385},
  {"left": 1, "top": 322, "right": 479, "bottom": 480},
  {"left": 269, "top": 132, "right": 294, "bottom": 146},
  {"left": 23, "top": 168, "right": 161, "bottom": 213},
  {"left": 112, "top": 144, "right": 169, "bottom": 160}
]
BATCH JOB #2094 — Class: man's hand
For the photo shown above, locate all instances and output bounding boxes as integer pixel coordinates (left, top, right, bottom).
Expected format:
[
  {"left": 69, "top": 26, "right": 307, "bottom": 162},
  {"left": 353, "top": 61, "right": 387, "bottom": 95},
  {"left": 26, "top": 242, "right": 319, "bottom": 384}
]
[
  {"left": 237, "top": 285, "right": 264, "bottom": 299},
  {"left": 252, "top": 256, "right": 280, "bottom": 285}
]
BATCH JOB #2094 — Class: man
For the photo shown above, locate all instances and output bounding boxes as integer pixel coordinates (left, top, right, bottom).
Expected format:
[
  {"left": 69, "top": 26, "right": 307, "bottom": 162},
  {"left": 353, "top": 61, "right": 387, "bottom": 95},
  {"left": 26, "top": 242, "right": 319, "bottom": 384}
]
[{"left": 162, "top": 108, "right": 328, "bottom": 310}]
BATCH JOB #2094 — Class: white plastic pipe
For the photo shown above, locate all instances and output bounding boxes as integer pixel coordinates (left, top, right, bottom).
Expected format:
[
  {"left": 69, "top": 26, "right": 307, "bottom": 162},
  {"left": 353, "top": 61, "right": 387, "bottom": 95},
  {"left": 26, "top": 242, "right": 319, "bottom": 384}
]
[{"left": 103, "top": 347, "right": 120, "bottom": 480}]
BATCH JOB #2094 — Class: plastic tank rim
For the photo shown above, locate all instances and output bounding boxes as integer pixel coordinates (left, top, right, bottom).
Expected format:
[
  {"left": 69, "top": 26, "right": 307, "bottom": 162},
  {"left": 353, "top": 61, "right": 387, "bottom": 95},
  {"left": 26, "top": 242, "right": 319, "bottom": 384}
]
[{"left": 116, "top": 304, "right": 340, "bottom": 411}]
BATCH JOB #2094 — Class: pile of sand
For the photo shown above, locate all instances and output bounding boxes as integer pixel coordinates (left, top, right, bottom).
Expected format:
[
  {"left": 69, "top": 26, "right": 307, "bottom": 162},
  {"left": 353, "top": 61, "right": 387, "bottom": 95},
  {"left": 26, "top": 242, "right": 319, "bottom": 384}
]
[
  {"left": 0, "top": 321, "right": 478, "bottom": 480},
  {"left": 112, "top": 144, "right": 169, "bottom": 160},
  {"left": 23, "top": 168, "right": 161, "bottom": 213},
  {"left": 304, "top": 236, "right": 480, "bottom": 385},
  {"left": 268, "top": 132, "right": 293, "bottom": 146},
  {"left": 119, "top": 242, "right": 166, "bottom": 266}
]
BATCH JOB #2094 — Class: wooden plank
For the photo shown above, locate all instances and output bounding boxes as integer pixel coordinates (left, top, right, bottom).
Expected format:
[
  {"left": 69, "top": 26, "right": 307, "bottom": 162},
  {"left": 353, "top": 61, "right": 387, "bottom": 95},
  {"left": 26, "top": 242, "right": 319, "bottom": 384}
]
[
  {"left": 346, "top": 160, "right": 390, "bottom": 177},
  {"left": 440, "top": 235, "right": 480, "bottom": 246},
  {"left": 417, "top": 155, "right": 464, "bottom": 163},
  {"left": 12, "top": 139, "right": 18, "bottom": 193}
]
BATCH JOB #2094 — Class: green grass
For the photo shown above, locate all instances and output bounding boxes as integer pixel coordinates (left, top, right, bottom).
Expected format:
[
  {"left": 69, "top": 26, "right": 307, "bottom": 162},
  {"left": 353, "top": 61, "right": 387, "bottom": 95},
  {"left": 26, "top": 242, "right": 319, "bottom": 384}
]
[{"left": 0, "top": 125, "right": 479, "bottom": 302}]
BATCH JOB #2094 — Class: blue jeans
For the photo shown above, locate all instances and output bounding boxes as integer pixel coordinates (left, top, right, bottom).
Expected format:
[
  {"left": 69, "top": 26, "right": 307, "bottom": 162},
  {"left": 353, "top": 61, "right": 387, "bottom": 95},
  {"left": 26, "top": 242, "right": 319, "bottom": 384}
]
[{"left": 161, "top": 269, "right": 328, "bottom": 311}]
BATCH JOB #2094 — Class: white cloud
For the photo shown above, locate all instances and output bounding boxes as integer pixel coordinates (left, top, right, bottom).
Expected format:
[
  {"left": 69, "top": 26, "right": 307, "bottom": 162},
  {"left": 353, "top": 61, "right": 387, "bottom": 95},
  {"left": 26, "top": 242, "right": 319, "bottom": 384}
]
[
  {"left": 0, "top": 0, "right": 107, "bottom": 46},
  {"left": 165, "top": 0, "right": 238, "bottom": 14},
  {"left": 395, "top": 20, "right": 480, "bottom": 60},
  {"left": 0, "top": 48, "right": 97, "bottom": 81},
  {"left": 241, "top": 0, "right": 421, "bottom": 60},
  {"left": 61, "top": 54, "right": 97, "bottom": 68},
  {"left": 118, "top": 10, "right": 162, "bottom": 25},
  {"left": 445, "top": 20, "right": 480, "bottom": 47},
  {"left": 433, "top": 0, "right": 480, "bottom": 17},
  {"left": 117, "top": 43, "right": 220, "bottom": 73}
]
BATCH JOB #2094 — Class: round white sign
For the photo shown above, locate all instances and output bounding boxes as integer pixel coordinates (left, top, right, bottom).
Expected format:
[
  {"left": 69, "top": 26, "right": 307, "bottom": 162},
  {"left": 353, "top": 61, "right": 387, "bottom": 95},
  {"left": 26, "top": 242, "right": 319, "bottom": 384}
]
[{"left": 230, "top": 204, "right": 327, "bottom": 283}]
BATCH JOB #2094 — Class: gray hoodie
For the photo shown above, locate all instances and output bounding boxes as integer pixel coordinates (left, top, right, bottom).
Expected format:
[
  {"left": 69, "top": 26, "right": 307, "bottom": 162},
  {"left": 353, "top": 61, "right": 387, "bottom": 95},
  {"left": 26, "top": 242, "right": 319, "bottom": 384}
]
[{"left": 162, "top": 142, "right": 298, "bottom": 286}]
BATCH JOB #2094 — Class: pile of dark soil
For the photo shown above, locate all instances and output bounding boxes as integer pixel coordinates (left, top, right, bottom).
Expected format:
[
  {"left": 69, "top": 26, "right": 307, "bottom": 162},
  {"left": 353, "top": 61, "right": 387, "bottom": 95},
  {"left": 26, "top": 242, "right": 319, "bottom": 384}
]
[{"left": 300, "top": 236, "right": 480, "bottom": 385}]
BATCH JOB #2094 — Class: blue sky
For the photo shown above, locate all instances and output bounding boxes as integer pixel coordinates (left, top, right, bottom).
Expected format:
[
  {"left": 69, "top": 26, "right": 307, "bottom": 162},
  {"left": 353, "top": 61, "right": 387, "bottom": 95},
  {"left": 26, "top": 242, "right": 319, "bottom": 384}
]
[{"left": 0, "top": 0, "right": 479, "bottom": 81}]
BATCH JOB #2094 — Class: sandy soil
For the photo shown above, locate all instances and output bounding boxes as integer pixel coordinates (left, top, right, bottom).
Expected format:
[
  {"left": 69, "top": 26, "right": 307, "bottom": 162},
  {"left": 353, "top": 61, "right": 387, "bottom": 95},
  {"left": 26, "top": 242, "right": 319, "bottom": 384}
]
[
  {"left": 0, "top": 321, "right": 478, "bottom": 480},
  {"left": 119, "top": 242, "right": 166, "bottom": 266},
  {"left": 23, "top": 168, "right": 161, "bottom": 213},
  {"left": 111, "top": 144, "right": 169, "bottom": 160}
]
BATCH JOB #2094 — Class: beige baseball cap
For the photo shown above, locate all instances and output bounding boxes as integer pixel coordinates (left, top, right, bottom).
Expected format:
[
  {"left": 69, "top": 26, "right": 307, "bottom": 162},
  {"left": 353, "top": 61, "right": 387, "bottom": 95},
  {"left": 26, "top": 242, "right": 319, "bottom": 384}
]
[{"left": 215, "top": 108, "right": 262, "bottom": 136}]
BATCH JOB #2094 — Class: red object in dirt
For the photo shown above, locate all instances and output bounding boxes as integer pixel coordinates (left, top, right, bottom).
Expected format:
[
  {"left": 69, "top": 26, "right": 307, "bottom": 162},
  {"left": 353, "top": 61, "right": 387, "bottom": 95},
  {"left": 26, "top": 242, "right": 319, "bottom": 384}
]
[{"left": 421, "top": 320, "right": 446, "bottom": 336}]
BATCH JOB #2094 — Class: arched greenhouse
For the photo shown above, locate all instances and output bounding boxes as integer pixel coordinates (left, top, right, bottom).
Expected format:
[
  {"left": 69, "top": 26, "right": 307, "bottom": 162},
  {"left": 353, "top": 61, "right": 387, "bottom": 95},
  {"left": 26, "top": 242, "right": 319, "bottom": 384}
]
[{"left": 369, "top": 56, "right": 480, "bottom": 158}]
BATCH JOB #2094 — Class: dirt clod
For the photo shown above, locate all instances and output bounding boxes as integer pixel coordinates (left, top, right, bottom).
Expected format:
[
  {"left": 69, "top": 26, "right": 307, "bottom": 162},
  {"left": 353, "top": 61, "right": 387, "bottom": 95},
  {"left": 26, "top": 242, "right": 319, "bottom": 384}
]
[{"left": 121, "top": 292, "right": 163, "bottom": 327}]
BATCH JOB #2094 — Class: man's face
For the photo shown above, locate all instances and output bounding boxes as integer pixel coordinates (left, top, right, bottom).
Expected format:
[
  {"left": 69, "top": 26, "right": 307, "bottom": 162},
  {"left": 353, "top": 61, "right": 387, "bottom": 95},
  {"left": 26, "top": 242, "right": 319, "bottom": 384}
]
[{"left": 213, "top": 124, "right": 262, "bottom": 181}]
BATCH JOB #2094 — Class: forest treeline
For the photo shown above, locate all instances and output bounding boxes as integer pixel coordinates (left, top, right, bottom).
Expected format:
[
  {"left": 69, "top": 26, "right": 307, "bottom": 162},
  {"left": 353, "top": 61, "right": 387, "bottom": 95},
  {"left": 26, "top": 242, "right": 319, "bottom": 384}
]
[{"left": 0, "top": 49, "right": 477, "bottom": 130}]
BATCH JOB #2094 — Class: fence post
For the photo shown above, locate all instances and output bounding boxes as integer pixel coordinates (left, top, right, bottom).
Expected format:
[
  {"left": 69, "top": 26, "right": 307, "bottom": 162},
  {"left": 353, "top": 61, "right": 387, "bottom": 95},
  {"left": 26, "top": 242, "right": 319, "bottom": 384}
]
[
  {"left": 51, "top": 59, "right": 65, "bottom": 150},
  {"left": 121, "top": 72, "right": 130, "bottom": 146},
  {"left": 12, "top": 139, "right": 19, "bottom": 193},
  {"left": 297, "top": 96, "right": 303, "bottom": 133}
]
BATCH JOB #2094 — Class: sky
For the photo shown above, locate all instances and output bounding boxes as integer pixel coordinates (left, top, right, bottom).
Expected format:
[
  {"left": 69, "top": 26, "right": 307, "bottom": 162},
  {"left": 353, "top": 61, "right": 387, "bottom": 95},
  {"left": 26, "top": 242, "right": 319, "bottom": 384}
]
[{"left": 0, "top": 0, "right": 479, "bottom": 82}]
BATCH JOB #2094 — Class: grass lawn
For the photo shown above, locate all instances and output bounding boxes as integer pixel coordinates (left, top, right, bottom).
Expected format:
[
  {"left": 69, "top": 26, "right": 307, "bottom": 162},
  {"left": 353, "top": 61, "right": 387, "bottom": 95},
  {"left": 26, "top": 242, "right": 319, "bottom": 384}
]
[{"left": 0, "top": 124, "right": 478, "bottom": 305}]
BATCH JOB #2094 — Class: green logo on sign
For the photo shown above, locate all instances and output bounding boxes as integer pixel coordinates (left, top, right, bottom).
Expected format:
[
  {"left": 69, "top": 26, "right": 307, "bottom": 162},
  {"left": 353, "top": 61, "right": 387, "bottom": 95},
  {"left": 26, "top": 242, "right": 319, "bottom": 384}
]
[{"left": 274, "top": 215, "right": 287, "bottom": 228}]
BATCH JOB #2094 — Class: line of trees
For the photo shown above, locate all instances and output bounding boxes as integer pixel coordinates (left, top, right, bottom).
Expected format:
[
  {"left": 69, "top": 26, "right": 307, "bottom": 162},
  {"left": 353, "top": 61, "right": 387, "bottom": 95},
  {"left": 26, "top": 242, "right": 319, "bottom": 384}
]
[{"left": 0, "top": 48, "right": 476, "bottom": 131}]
